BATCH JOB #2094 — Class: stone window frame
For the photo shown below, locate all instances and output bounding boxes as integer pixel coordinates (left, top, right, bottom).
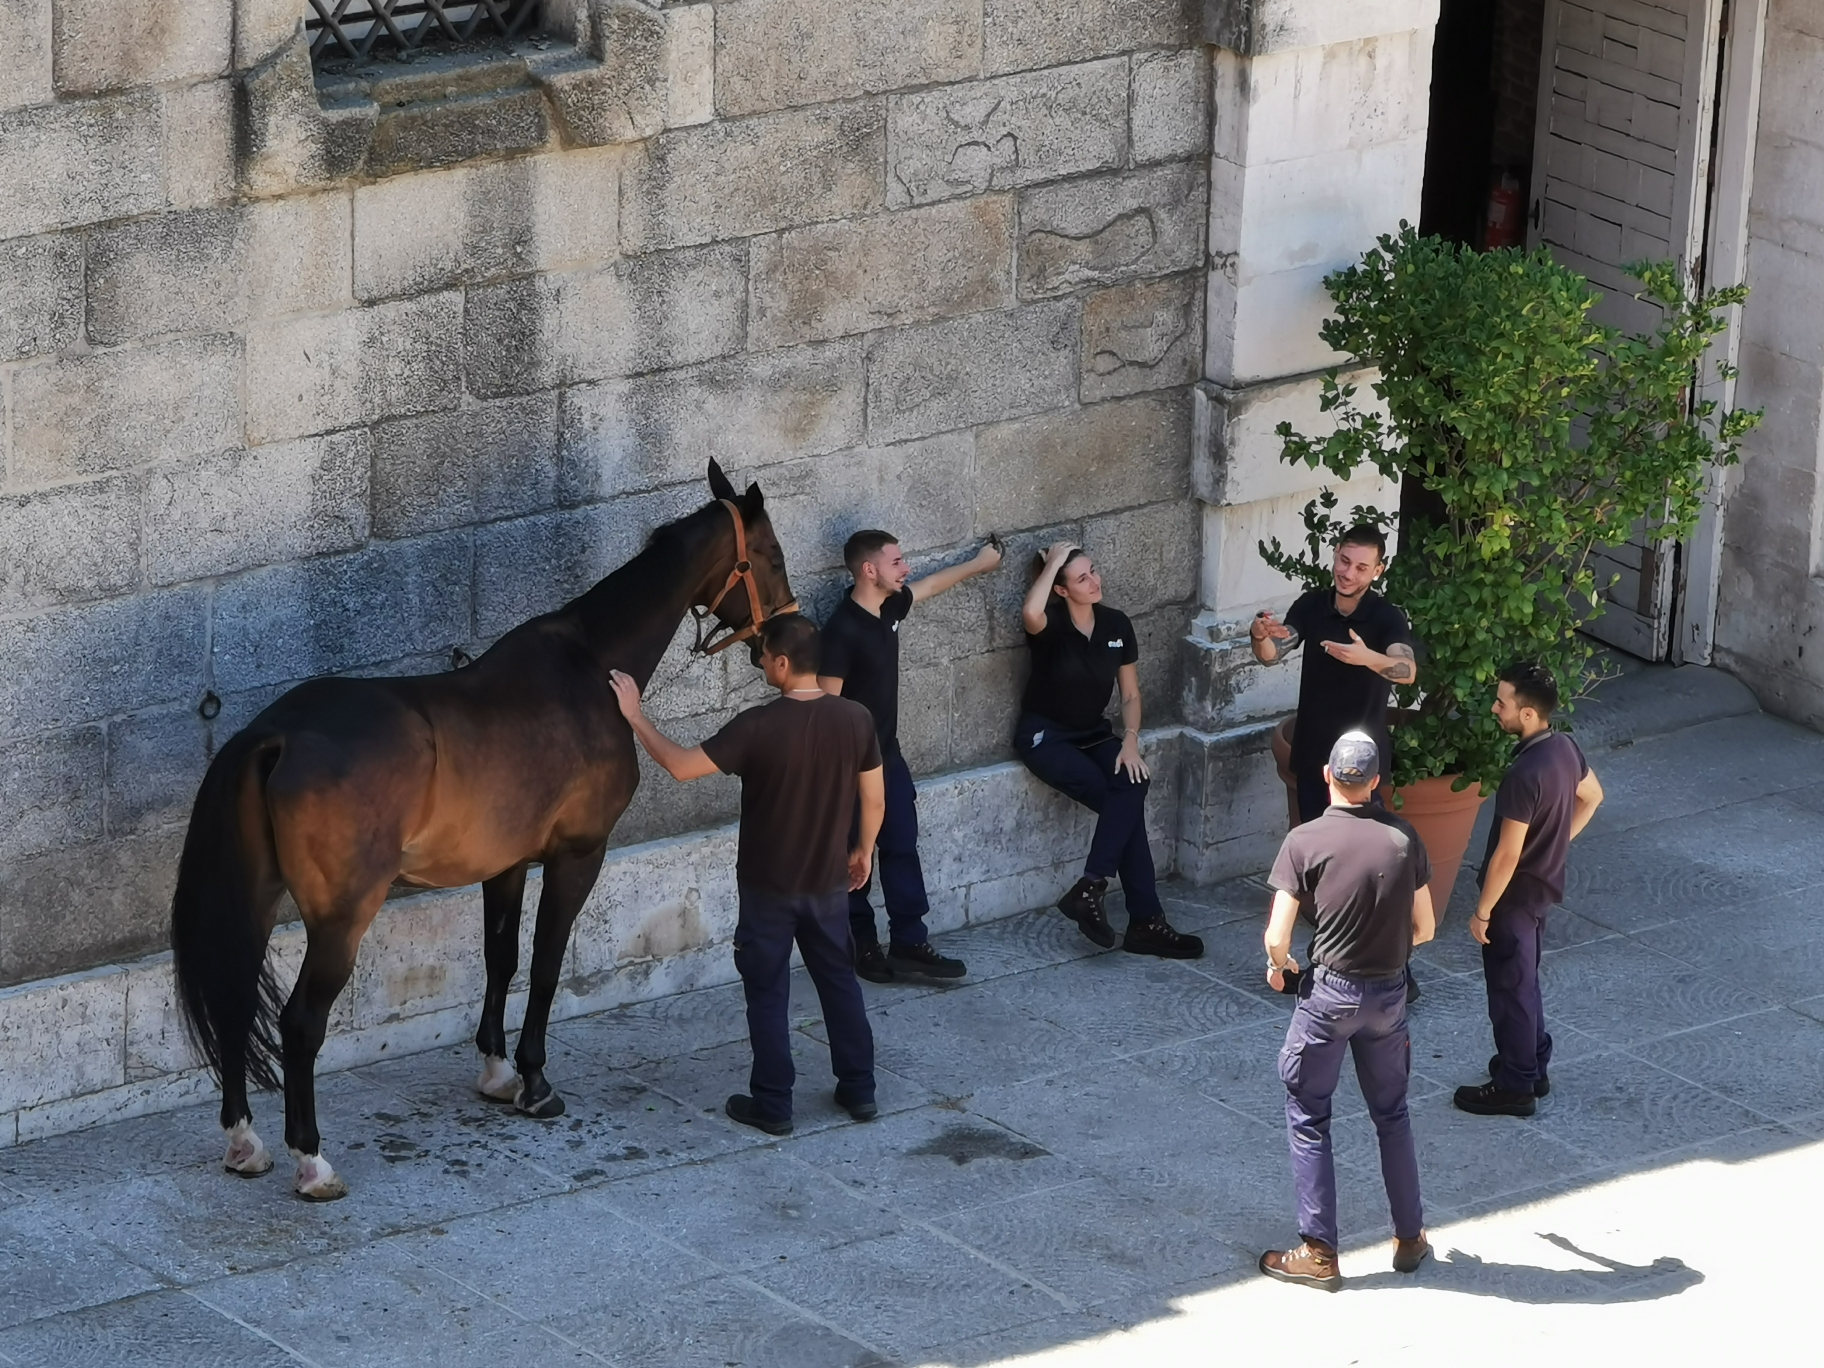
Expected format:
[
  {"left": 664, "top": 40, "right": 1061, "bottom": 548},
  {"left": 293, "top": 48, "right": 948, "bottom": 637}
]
[
  {"left": 235, "top": 0, "right": 710, "bottom": 196},
  {"left": 305, "top": 1, "right": 544, "bottom": 70}
]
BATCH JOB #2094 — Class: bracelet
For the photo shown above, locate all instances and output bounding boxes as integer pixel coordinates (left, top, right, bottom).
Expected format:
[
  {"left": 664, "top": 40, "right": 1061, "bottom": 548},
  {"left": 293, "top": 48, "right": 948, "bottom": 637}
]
[{"left": 1123, "top": 727, "right": 1139, "bottom": 736}]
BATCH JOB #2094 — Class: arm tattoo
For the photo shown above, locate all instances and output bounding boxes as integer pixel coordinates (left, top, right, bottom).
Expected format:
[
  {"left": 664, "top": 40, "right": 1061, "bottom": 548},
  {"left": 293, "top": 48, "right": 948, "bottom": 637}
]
[
  {"left": 1262, "top": 626, "right": 1302, "bottom": 664},
  {"left": 1378, "top": 643, "right": 1416, "bottom": 683}
]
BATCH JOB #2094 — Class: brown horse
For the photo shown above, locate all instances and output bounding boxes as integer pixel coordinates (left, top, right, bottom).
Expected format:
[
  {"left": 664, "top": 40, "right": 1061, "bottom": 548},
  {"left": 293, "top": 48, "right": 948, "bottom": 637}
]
[{"left": 171, "top": 463, "right": 797, "bottom": 1200}]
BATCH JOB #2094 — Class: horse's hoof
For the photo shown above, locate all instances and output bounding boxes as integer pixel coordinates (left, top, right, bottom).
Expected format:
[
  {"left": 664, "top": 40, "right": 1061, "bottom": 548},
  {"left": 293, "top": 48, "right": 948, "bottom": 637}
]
[
  {"left": 515, "top": 1085, "right": 566, "bottom": 1119},
  {"left": 223, "top": 1122, "right": 273, "bottom": 1177},
  {"left": 292, "top": 1152, "right": 348, "bottom": 1202},
  {"left": 476, "top": 1054, "right": 520, "bottom": 1102}
]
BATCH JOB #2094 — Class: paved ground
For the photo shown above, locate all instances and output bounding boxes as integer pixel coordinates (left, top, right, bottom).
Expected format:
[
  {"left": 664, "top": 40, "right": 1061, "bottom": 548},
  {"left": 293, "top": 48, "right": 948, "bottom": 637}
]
[{"left": 4, "top": 673, "right": 1823, "bottom": 1366}]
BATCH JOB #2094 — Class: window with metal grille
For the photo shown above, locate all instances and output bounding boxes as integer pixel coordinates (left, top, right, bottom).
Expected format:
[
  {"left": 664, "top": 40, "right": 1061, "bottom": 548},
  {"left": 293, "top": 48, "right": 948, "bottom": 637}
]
[{"left": 307, "top": 1, "right": 542, "bottom": 69}]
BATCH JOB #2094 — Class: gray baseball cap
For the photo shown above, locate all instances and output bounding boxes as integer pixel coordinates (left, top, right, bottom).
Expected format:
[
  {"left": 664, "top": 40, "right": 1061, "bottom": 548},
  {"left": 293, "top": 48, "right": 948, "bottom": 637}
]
[{"left": 1328, "top": 731, "right": 1381, "bottom": 786}]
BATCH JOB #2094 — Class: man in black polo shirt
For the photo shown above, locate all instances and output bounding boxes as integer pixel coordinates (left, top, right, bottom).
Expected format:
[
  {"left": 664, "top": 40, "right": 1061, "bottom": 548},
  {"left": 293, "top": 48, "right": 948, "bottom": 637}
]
[
  {"left": 819, "top": 529, "right": 1003, "bottom": 984},
  {"left": 1259, "top": 732, "right": 1435, "bottom": 1291},
  {"left": 1454, "top": 662, "right": 1604, "bottom": 1118},
  {"left": 1250, "top": 525, "right": 1419, "bottom": 824},
  {"left": 610, "top": 615, "right": 885, "bottom": 1136}
]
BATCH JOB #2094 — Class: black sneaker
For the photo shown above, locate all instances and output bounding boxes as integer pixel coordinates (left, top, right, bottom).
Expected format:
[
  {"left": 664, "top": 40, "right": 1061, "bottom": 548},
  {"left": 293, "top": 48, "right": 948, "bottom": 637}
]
[
  {"left": 887, "top": 941, "right": 967, "bottom": 979},
  {"left": 834, "top": 1090, "right": 878, "bottom": 1122},
  {"left": 1489, "top": 1055, "right": 1550, "bottom": 1098},
  {"left": 725, "top": 1094, "right": 793, "bottom": 1135},
  {"left": 854, "top": 942, "right": 895, "bottom": 984},
  {"left": 1058, "top": 877, "right": 1116, "bottom": 948},
  {"left": 1452, "top": 1081, "right": 1536, "bottom": 1118},
  {"left": 1122, "top": 917, "right": 1204, "bottom": 960}
]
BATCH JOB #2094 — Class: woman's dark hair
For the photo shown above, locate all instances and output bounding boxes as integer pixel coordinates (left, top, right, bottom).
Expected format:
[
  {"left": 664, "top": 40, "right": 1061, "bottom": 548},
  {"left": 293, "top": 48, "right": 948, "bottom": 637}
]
[
  {"left": 760, "top": 614, "right": 820, "bottom": 674},
  {"left": 1498, "top": 660, "right": 1559, "bottom": 718},
  {"left": 1029, "top": 547, "right": 1090, "bottom": 589}
]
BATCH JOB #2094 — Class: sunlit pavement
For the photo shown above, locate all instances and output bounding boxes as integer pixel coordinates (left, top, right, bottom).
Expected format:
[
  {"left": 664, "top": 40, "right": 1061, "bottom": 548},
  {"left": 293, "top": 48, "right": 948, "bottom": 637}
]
[{"left": 1, "top": 669, "right": 1819, "bottom": 1366}]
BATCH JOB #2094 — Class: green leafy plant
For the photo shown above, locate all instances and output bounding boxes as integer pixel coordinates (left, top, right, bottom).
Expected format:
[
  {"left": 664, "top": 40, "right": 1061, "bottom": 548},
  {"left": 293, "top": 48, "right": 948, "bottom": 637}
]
[{"left": 1262, "top": 224, "right": 1760, "bottom": 791}]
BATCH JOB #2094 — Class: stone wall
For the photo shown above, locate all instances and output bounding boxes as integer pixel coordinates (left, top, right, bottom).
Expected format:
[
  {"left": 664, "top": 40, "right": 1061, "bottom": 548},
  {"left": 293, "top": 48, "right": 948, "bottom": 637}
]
[
  {"left": 0, "top": 0, "right": 1213, "bottom": 987},
  {"left": 1714, "top": 0, "right": 1824, "bottom": 729}
]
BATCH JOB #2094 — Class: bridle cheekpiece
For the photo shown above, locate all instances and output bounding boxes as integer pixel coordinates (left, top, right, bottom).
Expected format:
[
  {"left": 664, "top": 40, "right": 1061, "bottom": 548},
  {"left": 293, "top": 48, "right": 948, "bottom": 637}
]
[{"left": 690, "top": 499, "right": 800, "bottom": 656}]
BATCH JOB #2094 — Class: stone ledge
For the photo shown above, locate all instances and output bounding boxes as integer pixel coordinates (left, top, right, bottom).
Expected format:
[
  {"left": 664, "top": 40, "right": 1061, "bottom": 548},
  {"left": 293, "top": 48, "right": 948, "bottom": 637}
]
[{"left": 0, "top": 721, "right": 1280, "bottom": 1148}]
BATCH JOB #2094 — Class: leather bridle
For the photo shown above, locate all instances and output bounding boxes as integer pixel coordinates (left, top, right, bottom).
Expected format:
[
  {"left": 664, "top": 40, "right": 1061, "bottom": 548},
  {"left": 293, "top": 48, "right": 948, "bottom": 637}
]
[{"left": 690, "top": 499, "right": 800, "bottom": 656}]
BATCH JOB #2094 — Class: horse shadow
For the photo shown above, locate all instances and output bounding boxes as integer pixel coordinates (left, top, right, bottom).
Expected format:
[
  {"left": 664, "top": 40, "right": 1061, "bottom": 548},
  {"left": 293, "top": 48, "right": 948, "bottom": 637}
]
[{"left": 1346, "top": 1233, "right": 1704, "bottom": 1303}]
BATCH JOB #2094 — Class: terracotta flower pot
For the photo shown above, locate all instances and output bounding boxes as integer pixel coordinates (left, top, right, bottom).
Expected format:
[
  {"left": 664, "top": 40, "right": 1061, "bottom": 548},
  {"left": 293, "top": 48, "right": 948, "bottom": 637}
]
[{"left": 1391, "top": 774, "right": 1487, "bottom": 919}]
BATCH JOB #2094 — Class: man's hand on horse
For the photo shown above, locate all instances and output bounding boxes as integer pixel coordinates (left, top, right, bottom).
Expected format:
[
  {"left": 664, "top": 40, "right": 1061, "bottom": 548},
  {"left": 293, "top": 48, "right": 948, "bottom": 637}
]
[{"left": 608, "top": 670, "right": 643, "bottom": 719}]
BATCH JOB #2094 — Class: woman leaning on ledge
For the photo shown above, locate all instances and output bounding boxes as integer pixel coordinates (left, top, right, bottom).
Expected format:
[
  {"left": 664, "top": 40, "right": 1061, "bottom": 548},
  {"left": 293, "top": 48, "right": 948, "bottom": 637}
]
[{"left": 1014, "top": 541, "right": 1204, "bottom": 960}]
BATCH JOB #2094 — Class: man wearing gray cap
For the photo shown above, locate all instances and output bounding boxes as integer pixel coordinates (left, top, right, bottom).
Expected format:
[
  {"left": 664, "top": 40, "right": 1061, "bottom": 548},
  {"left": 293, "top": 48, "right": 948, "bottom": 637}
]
[{"left": 1259, "top": 731, "right": 1436, "bottom": 1290}]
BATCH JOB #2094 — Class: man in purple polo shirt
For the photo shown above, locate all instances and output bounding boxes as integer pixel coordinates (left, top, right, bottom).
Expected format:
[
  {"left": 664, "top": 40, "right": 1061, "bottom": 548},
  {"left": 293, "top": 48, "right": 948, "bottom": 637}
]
[{"left": 1454, "top": 662, "right": 1605, "bottom": 1118}]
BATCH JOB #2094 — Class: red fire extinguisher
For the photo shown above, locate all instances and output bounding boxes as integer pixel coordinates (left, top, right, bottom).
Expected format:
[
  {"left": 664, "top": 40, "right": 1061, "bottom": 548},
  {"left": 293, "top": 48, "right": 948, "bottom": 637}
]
[{"left": 1484, "top": 169, "right": 1523, "bottom": 249}]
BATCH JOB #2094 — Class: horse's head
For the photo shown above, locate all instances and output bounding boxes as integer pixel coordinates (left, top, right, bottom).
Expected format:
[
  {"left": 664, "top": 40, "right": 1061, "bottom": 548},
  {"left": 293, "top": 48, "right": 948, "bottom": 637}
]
[{"left": 695, "top": 461, "right": 799, "bottom": 666}]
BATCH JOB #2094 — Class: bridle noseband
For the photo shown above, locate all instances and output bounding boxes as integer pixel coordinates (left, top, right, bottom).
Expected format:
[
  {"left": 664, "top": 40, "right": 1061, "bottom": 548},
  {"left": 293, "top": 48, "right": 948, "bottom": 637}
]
[{"left": 690, "top": 499, "right": 800, "bottom": 656}]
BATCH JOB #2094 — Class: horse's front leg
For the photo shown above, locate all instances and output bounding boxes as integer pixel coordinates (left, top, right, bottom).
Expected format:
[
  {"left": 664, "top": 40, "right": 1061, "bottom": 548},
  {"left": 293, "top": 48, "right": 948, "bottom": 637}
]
[
  {"left": 475, "top": 863, "right": 529, "bottom": 1101},
  {"left": 514, "top": 846, "right": 607, "bottom": 1119}
]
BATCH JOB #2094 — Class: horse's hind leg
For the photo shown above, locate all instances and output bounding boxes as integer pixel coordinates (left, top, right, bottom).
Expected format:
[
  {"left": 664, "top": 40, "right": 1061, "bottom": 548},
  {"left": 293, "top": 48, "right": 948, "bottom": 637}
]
[
  {"left": 221, "top": 1035, "right": 273, "bottom": 1176},
  {"left": 475, "top": 863, "right": 529, "bottom": 1101},
  {"left": 514, "top": 847, "right": 607, "bottom": 1119},
  {"left": 279, "top": 907, "right": 374, "bottom": 1201}
]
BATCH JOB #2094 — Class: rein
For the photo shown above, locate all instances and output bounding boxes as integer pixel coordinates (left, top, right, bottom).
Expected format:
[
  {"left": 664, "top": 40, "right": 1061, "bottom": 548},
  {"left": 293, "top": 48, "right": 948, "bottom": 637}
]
[{"left": 690, "top": 499, "right": 800, "bottom": 656}]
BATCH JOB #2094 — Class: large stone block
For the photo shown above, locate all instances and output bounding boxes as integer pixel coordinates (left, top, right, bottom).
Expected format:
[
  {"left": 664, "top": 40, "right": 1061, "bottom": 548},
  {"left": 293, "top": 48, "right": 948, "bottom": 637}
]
[
  {"left": 1017, "top": 161, "right": 1206, "bottom": 299},
  {"left": 865, "top": 300, "right": 1079, "bottom": 444},
  {"left": 1131, "top": 47, "right": 1210, "bottom": 165},
  {"left": 749, "top": 434, "right": 976, "bottom": 574},
  {"left": 470, "top": 486, "right": 703, "bottom": 638},
  {"left": 352, "top": 148, "right": 618, "bottom": 302},
  {"left": 0, "top": 967, "right": 125, "bottom": 1110},
  {"left": 0, "top": 93, "right": 164, "bottom": 239},
  {"left": 0, "top": 0, "right": 52, "bottom": 111},
  {"left": 9, "top": 336, "right": 241, "bottom": 485},
  {"left": 143, "top": 431, "right": 371, "bottom": 584},
  {"left": 604, "top": 722, "right": 744, "bottom": 848},
  {"left": 1175, "top": 719, "right": 1281, "bottom": 882},
  {"left": 620, "top": 102, "right": 885, "bottom": 251},
  {"left": 983, "top": 0, "right": 1197, "bottom": 76},
  {"left": 0, "top": 232, "right": 80, "bottom": 361},
  {"left": 715, "top": 0, "right": 981, "bottom": 116},
  {"left": 0, "top": 589, "right": 208, "bottom": 740},
  {"left": 0, "top": 728, "right": 105, "bottom": 862},
  {"left": 886, "top": 60, "right": 1127, "bottom": 208},
  {"left": 895, "top": 659, "right": 955, "bottom": 775},
  {"left": 246, "top": 191, "right": 353, "bottom": 319},
  {"left": 567, "top": 824, "right": 741, "bottom": 983},
  {"left": 372, "top": 396, "right": 561, "bottom": 540},
  {"left": 364, "top": 83, "right": 554, "bottom": 180},
  {"left": 51, "top": 0, "right": 229, "bottom": 95},
  {"left": 1084, "top": 499, "right": 1200, "bottom": 616},
  {"left": 1081, "top": 272, "right": 1203, "bottom": 403},
  {"left": 163, "top": 78, "right": 235, "bottom": 210},
  {"left": 465, "top": 242, "right": 746, "bottom": 397},
  {"left": 210, "top": 533, "right": 471, "bottom": 692},
  {"left": 0, "top": 826, "right": 184, "bottom": 986},
  {"left": 949, "top": 647, "right": 1025, "bottom": 767},
  {"left": 105, "top": 705, "right": 210, "bottom": 837},
  {"left": 244, "top": 292, "right": 464, "bottom": 444},
  {"left": 973, "top": 389, "right": 1191, "bottom": 532},
  {"left": 0, "top": 477, "right": 139, "bottom": 613},
  {"left": 560, "top": 339, "right": 865, "bottom": 502},
  {"left": 1203, "top": 0, "right": 1439, "bottom": 57},
  {"left": 531, "top": 1, "right": 711, "bottom": 145},
  {"left": 1214, "top": 29, "right": 1433, "bottom": 167},
  {"left": 234, "top": 0, "right": 300, "bottom": 69},
  {"left": 85, "top": 209, "right": 247, "bottom": 345},
  {"left": 1192, "top": 371, "right": 1391, "bottom": 506},
  {"left": 750, "top": 198, "right": 1015, "bottom": 349}
]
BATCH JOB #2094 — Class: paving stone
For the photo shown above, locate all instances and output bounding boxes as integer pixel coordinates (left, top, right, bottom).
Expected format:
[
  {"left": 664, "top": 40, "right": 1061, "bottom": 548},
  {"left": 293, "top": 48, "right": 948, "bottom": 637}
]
[
  {"left": 886, "top": 60, "right": 1128, "bottom": 207},
  {"left": 0, "top": 1286, "right": 292, "bottom": 1365},
  {"left": 996, "top": 954, "right": 1281, "bottom": 1056},
  {"left": 1398, "top": 1090, "right": 1600, "bottom": 1212},
  {"left": 1579, "top": 712, "right": 1824, "bottom": 837},
  {"left": 549, "top": 978, "right": 759, "bottom": 1070},
  {"left": 0, "top": 1199, "right": 163, "bottom": 1331},
  {"left": 630, "top": 1035, "right": 938, "bottom": 1132},
  {"left": 1633, "top": 1009, "right": 1824, "bottom": 1122}
]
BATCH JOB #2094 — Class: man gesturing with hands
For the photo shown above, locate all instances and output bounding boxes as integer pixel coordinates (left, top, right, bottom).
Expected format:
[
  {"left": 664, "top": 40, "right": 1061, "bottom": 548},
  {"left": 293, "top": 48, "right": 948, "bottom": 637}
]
[{"left": 610, "top": 614, "right": 883, "bottom": 1136}]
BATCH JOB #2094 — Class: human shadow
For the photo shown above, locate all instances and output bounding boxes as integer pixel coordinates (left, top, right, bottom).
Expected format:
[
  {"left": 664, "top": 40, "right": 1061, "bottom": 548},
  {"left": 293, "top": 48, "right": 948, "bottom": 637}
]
[{"left": 1347, "top": 1233, "right": 1704, "bottom": 1302}]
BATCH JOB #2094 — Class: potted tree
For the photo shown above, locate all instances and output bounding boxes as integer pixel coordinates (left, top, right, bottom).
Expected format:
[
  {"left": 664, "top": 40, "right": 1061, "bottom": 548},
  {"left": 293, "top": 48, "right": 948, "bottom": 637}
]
[{"left": 1261, "top": 225, "right": 1759, "bottom": 909}]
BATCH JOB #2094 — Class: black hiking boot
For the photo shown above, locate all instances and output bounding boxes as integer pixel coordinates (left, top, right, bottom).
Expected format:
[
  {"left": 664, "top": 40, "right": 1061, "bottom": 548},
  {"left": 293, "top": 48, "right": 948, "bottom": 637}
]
[
  {"left": 834, "top": 1089, "right": 879, "bottom": 1122},
  {"left": 1452, "top": 1081, "right": 1536, "bottom": 1118},
  {"left": 1489, "top": 1055, "right": 1551, "bottom": 1098},
  {"left": 1058, "top": 877, "right": 1116, "bottom": 948},
  {"left": 854, "top": 942, "right": 895, "bottom": 984},
  {"left": 887, "top": 941, "right": 967, "bottom": 979},
  {"left": 1122, "top": 917, "right": 1204, "bottom": 960},
  {"left": 725, "top": 1094, "right": 793, "bottom": 1136}
]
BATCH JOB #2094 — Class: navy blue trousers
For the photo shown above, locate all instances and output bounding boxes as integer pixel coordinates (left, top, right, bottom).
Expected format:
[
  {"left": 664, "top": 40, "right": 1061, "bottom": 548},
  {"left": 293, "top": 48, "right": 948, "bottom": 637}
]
[
  {"left": 1483, "top": 899, "right": 1553, "bottom": 1094},
  {"left": 1014, "top": 713, "right": 1162, "bottom": 922},
  {"left": 848, "top": 749, "right": 931, "bottom": 949},
  {"left": 1280, "top": 966, "right": 1424, "bottom": 1249},
  {"left": 732, "top": 884, "right": 876, "bottom": 1123}
]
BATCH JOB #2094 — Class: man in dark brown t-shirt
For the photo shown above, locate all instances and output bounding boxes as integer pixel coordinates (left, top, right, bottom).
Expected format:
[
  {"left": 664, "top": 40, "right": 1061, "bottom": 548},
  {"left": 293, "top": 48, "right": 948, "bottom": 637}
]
[{"left": 610, "top": 615, "right": 884, "bottom": 1135}]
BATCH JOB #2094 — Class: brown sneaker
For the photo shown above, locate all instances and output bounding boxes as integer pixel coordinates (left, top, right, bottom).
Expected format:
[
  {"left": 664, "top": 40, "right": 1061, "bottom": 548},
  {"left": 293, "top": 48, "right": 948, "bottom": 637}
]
[
  {"left": 1393, "top": 1233, "right": 1431, "bottom": 1274},
  {"left": 1258, "top": 1239, "right": 1340, "bottom": 1291}
]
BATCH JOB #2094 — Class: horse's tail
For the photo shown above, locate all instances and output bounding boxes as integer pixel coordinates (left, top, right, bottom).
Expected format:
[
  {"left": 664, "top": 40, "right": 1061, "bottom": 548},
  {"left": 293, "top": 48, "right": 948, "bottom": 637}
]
[{"left": 171, "top": 727, "right": 287, "bottom": 1091}]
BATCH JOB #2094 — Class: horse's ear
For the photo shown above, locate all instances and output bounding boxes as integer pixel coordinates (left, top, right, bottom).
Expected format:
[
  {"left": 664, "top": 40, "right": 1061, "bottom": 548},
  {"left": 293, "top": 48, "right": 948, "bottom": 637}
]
[
  {"left": 707, "top": 460, "right": 738, "bottom": 503},
  {"left": 743, "top": 481, "right": 765, "bottom": 514}
]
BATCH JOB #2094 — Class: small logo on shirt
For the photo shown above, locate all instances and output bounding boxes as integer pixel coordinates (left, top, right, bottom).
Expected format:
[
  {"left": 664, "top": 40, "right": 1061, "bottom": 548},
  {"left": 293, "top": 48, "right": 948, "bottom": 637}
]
[
  {"left": 1032, "top": 731, "right": 1045, "bottom": 746},
  {"left": 1106, "top": 639, "right": 1124, "bottom": 648},
  {"left": 891, "top": 622, "right": 900, "bottom": 633}
]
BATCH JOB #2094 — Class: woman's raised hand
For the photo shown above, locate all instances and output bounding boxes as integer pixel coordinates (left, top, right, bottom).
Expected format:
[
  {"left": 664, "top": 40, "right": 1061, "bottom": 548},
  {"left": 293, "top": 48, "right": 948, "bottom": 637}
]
[{"left": 1044, "top": 540, "right": 1078, "bottom": 564}]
